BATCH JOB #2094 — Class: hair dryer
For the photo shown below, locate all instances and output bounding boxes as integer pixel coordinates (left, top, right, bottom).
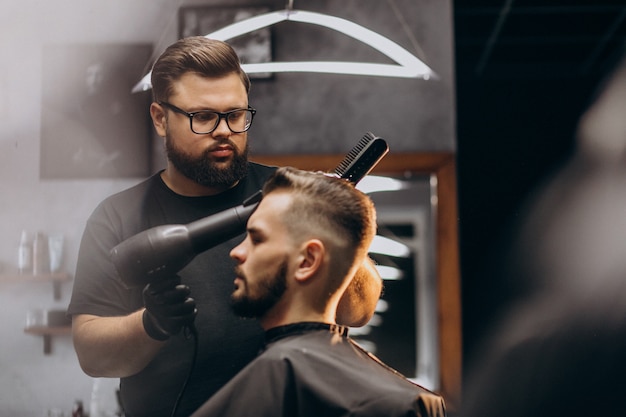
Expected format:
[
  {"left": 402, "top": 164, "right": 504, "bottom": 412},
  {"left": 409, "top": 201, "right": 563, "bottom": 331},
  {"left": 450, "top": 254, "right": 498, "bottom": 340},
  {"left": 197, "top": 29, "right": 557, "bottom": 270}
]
[
  {"left": 110, "top": 191, "right": 262, "bottom": 288},
  {"left": 110, "top": 133, "right": 388, "bottom": 288}
]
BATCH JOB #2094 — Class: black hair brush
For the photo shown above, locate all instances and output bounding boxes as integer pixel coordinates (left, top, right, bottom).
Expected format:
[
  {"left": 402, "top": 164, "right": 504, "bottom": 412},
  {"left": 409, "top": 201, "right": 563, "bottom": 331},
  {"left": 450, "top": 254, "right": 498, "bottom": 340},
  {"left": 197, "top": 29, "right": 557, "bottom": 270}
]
[{"left": 333, "top": 132, "right": 389, "bottom": 185}]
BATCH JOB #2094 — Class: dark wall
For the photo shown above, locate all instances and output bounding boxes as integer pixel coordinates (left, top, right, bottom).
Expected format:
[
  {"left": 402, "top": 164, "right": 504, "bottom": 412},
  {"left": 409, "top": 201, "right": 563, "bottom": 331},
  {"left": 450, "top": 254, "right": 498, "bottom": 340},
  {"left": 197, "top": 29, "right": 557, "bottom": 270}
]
[
  {"left": 244, "top": 0, "right": 456, "bottom": 155},
  {"left": 456, "top": 73, "right": 603, "bottom": 364}
]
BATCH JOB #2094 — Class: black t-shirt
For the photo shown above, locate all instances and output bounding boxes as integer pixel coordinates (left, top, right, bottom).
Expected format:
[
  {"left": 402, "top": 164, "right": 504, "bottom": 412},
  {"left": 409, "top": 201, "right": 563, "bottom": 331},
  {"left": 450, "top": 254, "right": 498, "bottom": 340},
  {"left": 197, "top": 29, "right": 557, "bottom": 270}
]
[{"left": 68, "top": 162, "right": 276, "bottom": 417}]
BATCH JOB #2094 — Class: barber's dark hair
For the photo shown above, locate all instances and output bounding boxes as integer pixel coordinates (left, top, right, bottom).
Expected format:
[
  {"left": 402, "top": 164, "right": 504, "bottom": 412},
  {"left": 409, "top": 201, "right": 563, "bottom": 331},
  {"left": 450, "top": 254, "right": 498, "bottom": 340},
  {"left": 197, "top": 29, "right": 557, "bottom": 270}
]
[
  {"left": 151, "top": 36, "right": 251, "bottom": 102},
  {"left": 263, "top": 167, "right": 377, "bottom": 286}
]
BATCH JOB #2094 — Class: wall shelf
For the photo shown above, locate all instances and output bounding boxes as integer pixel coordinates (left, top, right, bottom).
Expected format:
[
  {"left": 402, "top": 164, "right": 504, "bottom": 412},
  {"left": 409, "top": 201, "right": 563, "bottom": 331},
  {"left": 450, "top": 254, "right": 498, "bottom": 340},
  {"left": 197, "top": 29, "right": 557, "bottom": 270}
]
[
  {"left": 0, "top": 272, "right": 72, "bottom": 300},
  {"left": 1, "top": 271, "right": 73, "bottom": 355},
  {"left": 24, "top": 325, "right": 71, "bottom": 354}
]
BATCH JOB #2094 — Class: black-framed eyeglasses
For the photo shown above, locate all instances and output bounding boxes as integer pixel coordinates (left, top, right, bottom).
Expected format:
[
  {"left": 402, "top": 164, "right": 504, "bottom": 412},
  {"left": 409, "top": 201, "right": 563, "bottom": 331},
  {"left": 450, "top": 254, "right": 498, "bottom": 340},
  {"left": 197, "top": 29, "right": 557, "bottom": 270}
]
[{"left": 159, "top": 101, "right": 256, "bottom": 134}]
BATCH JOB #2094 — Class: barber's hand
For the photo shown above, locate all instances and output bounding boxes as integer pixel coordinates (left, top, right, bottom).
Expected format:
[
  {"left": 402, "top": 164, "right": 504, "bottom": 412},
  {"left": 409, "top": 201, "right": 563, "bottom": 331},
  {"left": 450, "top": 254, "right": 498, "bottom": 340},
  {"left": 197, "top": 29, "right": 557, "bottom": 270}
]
[{"left": 142, "top": 276, "right": 197, "bottom": 341}]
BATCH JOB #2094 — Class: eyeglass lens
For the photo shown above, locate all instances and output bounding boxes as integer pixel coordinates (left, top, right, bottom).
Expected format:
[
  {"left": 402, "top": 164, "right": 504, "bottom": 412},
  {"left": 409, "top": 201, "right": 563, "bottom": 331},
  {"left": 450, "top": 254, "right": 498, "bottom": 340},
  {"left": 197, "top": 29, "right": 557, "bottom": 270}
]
[{"left": 192, "top": 110, "right": 253, "bottom": 134}]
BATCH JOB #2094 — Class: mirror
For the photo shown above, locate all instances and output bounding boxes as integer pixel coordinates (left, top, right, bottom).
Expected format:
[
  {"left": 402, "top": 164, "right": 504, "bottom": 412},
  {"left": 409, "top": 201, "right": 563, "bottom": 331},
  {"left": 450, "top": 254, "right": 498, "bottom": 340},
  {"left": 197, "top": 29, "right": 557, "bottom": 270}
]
[
  {"left": 252, "top": 152, "right": 461, "bottom": 410},
  {"left": 357, "top": 171, "right": 437, "bottom": 387}
]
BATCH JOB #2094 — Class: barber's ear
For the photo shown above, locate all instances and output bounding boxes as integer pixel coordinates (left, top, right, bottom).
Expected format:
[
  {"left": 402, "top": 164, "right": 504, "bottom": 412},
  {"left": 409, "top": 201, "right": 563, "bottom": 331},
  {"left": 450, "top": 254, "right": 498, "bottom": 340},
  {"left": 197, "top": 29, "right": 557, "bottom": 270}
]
[
  {"left": 150, "top": 102, "right": 167, "bottom": 137},
  {"left": 294, "top": 240, "right": 324, "bottom": 282}
]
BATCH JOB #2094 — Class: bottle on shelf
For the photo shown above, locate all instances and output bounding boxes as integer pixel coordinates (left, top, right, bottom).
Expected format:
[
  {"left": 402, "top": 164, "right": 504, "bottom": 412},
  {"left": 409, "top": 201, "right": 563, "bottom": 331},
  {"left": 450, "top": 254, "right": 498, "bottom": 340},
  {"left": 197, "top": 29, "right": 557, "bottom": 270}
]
[
  {"left": 90, "top": 378, "right": 101, "bottom": 417},
  {"left": 72, "top": 399, "right": 84, "bottom": 417},
  {"left": 17, "top": 230, "right": 32, "bottom": 275},
  {"left": 32, "top": 231, "right": 50, "bottom": 276}
]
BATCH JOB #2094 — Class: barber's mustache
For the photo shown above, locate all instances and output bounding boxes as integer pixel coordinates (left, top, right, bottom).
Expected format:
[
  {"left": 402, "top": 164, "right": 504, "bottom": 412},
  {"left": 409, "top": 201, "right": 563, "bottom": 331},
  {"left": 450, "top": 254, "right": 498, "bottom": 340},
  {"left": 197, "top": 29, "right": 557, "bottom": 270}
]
[{"left": 206, "top": 139, "right": 237, "bottom": 153}]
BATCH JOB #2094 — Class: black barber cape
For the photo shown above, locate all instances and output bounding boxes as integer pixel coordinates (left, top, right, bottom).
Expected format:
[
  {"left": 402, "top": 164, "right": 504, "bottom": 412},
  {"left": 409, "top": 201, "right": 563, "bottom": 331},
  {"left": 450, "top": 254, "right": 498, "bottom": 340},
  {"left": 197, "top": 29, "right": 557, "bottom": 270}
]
[{"left": 191, "top": 322, "right": 446, "bottom": 417}]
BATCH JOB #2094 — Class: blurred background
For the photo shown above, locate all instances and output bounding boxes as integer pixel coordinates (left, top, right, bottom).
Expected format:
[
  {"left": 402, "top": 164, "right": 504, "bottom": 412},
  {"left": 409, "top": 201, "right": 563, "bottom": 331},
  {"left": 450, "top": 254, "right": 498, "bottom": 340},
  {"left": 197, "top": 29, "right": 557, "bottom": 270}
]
[
  {"left": 455, "top": 0, "right": 626, "bottom": 362},
  {"left": 0, "top": 0, "right": 624, "bottom": 415}
]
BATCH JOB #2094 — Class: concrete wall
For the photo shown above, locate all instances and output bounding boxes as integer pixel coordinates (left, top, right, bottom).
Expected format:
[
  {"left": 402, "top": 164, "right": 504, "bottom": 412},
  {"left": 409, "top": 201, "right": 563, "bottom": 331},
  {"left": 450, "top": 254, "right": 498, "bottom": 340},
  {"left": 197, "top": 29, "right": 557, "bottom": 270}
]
[{"left": 0, "top": 1, "right": 454, "bottom": 415}]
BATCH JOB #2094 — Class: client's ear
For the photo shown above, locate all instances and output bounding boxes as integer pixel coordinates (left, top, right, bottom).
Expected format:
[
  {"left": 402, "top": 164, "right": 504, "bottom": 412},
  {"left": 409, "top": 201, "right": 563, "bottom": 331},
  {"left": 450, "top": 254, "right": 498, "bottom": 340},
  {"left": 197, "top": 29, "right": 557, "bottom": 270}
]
[{"left": 294, "top": 239, "right": 324, "bottom": 282}]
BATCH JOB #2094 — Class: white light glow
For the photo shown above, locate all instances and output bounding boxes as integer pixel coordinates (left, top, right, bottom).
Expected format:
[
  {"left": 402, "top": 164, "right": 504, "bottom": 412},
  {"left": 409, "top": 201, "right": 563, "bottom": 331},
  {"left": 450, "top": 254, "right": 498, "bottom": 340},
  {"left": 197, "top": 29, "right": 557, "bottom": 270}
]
[
  {"left": 375, "top": 299, "right": 389, "bottom": 313},
  {"left": 356, "top": 175, "right": 410, "bottom": 194},
  {"left": 132, "top": 9, "right": 437, "bottom": 93},
  {"left": 369, "top": 235, "right": 411, "bottom": 258},
  {"left": 348, "top": 325, "right": 372, "bottom": 336},
  {"left": 367, "top": 314, "right": 383, "bottom": 327},
  {"left": 352, "top": 339, "right": 377, "bottom": 353},
  {"left": 374, "top": 265, "right": 404, "bottom": 280}
]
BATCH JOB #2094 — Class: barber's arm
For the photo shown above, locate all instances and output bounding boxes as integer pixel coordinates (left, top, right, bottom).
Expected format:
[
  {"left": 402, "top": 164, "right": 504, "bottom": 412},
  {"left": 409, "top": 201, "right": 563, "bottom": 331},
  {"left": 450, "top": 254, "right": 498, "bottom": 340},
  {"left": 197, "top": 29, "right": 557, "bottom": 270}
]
[
  {"left": 73, "top": 311, "right": 163, "bottom": 377},
  {"left": 336, "top": 257, "right": 383, "bottom": 327},
  {"left": 72, "top": 277, "right": 196, "bottom": 377}
]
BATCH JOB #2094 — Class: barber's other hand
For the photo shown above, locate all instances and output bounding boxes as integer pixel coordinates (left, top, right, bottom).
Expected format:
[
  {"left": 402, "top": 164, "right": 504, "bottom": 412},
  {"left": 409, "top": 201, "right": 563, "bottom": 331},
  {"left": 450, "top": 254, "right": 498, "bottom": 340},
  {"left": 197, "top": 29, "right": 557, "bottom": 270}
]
[{"left": 142, "top": 276, "right": 197, "bottom": 341}]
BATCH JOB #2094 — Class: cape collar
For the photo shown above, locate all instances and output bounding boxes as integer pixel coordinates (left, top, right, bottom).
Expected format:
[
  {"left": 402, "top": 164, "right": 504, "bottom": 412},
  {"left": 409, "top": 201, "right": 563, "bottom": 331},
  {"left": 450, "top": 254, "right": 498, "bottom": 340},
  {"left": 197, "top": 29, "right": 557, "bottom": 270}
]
[{"left": 264, "top": 322, "right": 349, "bottom": 345}]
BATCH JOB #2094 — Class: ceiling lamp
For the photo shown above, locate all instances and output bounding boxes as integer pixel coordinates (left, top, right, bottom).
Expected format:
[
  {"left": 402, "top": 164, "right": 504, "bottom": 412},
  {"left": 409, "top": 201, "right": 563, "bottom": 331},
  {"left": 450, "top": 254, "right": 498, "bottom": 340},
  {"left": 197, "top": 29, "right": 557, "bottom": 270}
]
[{"left": 133, "top": 7, "right": 437, "bottom": 92}]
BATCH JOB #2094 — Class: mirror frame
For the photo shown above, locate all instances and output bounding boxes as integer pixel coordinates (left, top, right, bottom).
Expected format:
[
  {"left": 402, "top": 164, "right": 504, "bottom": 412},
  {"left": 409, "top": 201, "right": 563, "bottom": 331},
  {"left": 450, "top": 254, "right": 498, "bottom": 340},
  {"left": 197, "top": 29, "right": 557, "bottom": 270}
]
[{"left": 252, "top": 151, "right": 461, "bottom": 410}]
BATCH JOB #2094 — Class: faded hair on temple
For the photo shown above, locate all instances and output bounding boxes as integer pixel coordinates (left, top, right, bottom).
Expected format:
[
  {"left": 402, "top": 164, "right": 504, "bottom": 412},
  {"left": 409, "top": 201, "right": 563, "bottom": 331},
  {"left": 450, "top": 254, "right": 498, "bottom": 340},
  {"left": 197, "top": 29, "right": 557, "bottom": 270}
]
[{"left": 262, "top": 167, "right": 377, "bottom": 282}]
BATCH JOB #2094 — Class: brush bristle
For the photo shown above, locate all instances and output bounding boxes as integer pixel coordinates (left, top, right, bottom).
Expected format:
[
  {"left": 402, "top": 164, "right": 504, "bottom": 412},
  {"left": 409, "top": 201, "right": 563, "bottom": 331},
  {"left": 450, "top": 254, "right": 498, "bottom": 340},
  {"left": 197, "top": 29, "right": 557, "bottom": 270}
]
[
  {"left": 333, "top": 132, "right": 388, "bottom": 185},
  {"left": 334, "top": 132, "right": 376, "bottom": 176}
]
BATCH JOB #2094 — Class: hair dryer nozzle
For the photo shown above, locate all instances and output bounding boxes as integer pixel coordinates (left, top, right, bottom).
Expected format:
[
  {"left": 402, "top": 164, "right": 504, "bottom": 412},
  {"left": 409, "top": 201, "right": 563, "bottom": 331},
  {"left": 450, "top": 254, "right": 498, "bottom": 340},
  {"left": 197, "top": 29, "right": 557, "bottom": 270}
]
[{"left": 110, "top": 225, "right": 195, "bottom": 288}]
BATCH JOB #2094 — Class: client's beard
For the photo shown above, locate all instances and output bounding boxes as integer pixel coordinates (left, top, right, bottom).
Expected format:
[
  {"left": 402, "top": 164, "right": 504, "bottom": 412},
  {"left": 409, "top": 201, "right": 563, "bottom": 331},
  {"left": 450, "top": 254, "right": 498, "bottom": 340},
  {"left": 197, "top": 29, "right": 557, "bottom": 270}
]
[
  {"left": 165, "top": 137, "right": 249, "bottom": 188},
  {"left": 231, "top": 260, "right": 288, "bottom": 319}
]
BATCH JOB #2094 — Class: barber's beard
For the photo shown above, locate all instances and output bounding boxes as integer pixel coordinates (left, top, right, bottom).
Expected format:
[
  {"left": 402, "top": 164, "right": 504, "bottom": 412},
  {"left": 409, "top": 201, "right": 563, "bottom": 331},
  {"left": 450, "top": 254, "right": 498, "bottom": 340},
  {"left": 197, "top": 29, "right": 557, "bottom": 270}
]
[
  {"left": 231, "top": 259, "right": 288, "bottom": 319},
  {"left": 165, "top": 134, "right": 249, "bottom": 188}
]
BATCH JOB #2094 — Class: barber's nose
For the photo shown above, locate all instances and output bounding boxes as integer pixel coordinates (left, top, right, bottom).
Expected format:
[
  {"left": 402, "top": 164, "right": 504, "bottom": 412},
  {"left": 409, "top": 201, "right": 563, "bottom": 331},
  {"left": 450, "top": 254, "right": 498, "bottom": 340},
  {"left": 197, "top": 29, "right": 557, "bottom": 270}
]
[{"left": 212, "top": 117, "right": 231, "bottom": 137}]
